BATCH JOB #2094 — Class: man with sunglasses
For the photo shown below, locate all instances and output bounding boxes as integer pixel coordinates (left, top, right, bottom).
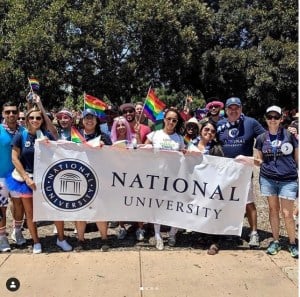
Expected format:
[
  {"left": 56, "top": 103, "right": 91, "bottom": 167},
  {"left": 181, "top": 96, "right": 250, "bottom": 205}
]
[
  {"left": 217, "top": 97, "right": 265, "bottom": 248},
  {"left": 0, "top": 102, "right": 26, "bottom": 251},
  {"left": 120, "top": 103, "right": 151, "bottom": 144},
  {"left": 206, "top": 99, "right": 225, "bottom": 125}
]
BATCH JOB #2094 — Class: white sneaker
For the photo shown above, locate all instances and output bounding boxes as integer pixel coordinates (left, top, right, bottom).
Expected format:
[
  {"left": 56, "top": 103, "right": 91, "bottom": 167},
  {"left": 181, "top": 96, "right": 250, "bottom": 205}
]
[
  {"left": 73, "top": 227, "right": 77, "bottom": 234},
  {"left": 249, "top": 232, "right": 260, "bottom": 248},
  {"left": 56, "top": 239, "right": 72, "bottom": 251},
  {"left": 136, "top": 229, "right": 145, "bottom": 241},
  {"left": 33, "top": 243, "right": 42, "bottom": 254},
  {"left": 0, "top": 236, "right": 11, "bottom": 252},
  {"left": 155, "top": 238, "right": 164, "bottom": 251},
  {"left": 11, "top": 229, "right": 26, "bottom": 245}
]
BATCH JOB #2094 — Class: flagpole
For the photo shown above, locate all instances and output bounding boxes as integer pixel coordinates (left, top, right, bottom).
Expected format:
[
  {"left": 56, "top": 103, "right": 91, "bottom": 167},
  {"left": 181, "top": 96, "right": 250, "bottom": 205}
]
[
  {"left": 27, "top": 77, "right": 34, "bottom": 94},
  {"left": 137, "top": 85, "right": 152, "bottom": 124},
  {"left": 83, "top": 92, "right": 86, "bottom": 110}
]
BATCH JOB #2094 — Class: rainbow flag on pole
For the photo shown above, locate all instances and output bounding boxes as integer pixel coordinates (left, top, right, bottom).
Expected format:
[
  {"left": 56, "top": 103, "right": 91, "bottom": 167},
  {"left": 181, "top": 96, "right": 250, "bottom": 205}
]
[
  {"left": 71, "top": 126, "right": 86, "bottom": 143},
  {"left": 144, "top": 88, "right": 166, "bottom": 122},
  {"left": 28, "top": 78, "right": 40, "bottom": 91},
  {"left": 84, "top": 94, "right": 107, "bottom": 119}
]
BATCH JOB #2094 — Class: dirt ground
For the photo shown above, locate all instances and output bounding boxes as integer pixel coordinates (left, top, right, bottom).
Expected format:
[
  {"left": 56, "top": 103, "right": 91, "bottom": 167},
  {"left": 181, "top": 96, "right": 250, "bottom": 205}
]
[{"left": 4, "top": 167, "right": 297, "bottom": 253}]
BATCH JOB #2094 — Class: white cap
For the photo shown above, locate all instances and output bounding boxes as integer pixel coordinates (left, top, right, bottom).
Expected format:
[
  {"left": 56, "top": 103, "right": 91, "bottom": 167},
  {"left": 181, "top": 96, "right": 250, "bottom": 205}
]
[{"left": 266, "top": 105, "right": 282, "bottom": 115}]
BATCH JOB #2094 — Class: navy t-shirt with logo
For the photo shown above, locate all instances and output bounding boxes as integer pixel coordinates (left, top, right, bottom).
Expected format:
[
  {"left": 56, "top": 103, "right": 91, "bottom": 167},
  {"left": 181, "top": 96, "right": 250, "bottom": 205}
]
[
  {"left": 12, "top": 130, "right": 54, "bottom": 174},
  {"left": 255, "top": 129, "right": 298, "bottom": 181},
  {"left": 217, "top": 116, "right": 265, "bottom": 158}
]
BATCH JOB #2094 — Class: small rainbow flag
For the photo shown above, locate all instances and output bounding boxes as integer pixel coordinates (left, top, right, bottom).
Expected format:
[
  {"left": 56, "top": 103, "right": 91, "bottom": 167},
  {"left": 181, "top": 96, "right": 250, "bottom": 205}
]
[
  {"left": 144, "top": 88, "right": 166, "bottom": 122},
  {"left": 184, "top": 135, "right": 191, "bottom": 145},
  {"left": 84, "top": 94, "right": 107, "bottom": 119},
  {"left": 28, "top": 78, "right": 40, "bottom": 91},
  {"left": 71, "top": 126, "right": 86, "bottom": 143}
]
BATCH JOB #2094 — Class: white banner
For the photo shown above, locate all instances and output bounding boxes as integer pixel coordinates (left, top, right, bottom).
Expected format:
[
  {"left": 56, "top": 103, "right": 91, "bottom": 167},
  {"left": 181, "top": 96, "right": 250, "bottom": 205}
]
[{"left": 33, "top": 141, "right": 253, "bottom": 235}]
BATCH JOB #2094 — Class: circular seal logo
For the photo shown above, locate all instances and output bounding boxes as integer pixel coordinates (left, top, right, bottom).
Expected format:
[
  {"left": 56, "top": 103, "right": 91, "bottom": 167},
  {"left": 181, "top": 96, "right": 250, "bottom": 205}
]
[
  {"left": 280, "top": 143, "right": 293, "bottom": 155},
  {"left": 229, "top": 128, "right": 239, "bottom": 138},
  {"left": 42, "top": 159, "right": 98, "bottom": 211}
]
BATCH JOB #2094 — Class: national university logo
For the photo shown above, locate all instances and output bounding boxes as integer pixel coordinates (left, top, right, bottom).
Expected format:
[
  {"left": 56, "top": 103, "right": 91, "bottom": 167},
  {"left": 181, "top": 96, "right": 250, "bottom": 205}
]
[{"left": 42, "top": 159, "right": 98, "bottom": 211}]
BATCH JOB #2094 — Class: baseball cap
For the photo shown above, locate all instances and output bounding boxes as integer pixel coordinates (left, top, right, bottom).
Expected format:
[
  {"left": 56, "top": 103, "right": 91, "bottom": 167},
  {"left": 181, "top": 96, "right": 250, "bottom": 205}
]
[
  {"left": 225, "top": 97, "right": 242, "bottom": 107},
  {"left": 266, "top": 105, "right": 282, "bottom": 115},
  {"left": 120, "top": 103, "right": 135, "bottom": 113},
  {"left": 82, "top": 109, "right": 98, "bottom": 118}
]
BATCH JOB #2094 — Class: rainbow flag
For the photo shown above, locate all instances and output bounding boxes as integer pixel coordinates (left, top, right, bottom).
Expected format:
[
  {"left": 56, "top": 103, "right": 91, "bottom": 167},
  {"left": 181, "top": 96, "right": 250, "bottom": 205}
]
[
  {"left": 144, "top": 88, "right": 166, "bottom": 122},
  {"left": 28, "top": 78, "right": 40, "bottom": 91},
  {"left": 84, "top": 94, "right": 107, "bottom": 119},
  {"left": 184, "top": 135, "right": 191, "bottom": 145},
  {"left": 71, "top": 127, "right": 86, "bottom": 143}
]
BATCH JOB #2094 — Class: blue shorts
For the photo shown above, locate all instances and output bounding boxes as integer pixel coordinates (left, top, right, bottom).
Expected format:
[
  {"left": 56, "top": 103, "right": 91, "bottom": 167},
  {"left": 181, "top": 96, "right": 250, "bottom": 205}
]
[{"left": 259, "top": 176, "right": 298, "bottom": 200}]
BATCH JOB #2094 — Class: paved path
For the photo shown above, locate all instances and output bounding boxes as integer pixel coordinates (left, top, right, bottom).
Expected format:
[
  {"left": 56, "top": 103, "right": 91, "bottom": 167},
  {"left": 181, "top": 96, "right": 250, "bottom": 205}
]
[{"left": 0, "top": 249, "right": 297, "bottom": 297}]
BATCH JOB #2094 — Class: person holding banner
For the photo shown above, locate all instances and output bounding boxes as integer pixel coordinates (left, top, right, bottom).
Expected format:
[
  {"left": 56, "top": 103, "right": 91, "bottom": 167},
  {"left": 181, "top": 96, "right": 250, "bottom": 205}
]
[
  {"left": 217, "top": 97, "right": 265, "bottom": 248},
  {"left": 75, "top": 109, "right": 112, "bottom": 252},
  {"left": 7, "top": 95, "right": 72, "bottom": 253},
  {"left": 254, "top": 106, "right": 298, "bottom": 258},
  {"left": 145, "top": 108, "right": 185, "bottom": 250}
]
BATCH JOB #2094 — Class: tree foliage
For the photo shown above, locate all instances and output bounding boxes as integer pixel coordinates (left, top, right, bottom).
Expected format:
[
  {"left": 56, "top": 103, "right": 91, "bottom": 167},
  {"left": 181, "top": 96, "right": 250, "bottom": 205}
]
[{"left": 0, "top": 0, "right": 297, "bottom": 117}]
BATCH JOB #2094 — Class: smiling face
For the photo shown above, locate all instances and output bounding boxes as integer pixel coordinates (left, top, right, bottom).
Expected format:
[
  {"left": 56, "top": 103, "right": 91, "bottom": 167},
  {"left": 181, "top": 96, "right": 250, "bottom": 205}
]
[
  {"left": 123, "top": 108, "right": 136, "bottom": 123},
  {"left": 200, "top": 123, "right": 216, "bottom": 143},
  {"left": 57, "top": 114, "right": 73, "bottom": 129},
  {"left": 265, "top": 112, "right": 282, "bottom": 129},
  {"left": 116, "top": 120, "right": 127, "bottom": 138},
  {"left": 26, "top": 111, "right": 43, "bottom": 131},
  {"left": 82, "top": 114, "right": 97, "bottom": 132},
  {"left": 164, "top": 110, "right": 179, "bottom": 134},
  {"left": 226, "top": 105, "right": 242, "bottom": 122},
  {"left": 2, "top": 105, "right": 18, "bottom": 127}
]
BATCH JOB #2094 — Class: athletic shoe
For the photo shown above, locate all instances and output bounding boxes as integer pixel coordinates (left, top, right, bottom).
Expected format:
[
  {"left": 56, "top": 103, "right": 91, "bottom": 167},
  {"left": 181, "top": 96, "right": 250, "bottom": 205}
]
[
  {"left": 74, "top": 240, "right": 87, "bottom": 252},
  {"left": 56, "top": 239, "right": 72, "bottom": 252},
  {"left": 136, "top": 229, "right": 145, "bottom": 241},
  {"left": 155, "top": 238, "right": 164, "bottom": 251},
  {"left": 0, "top": 236, "right": 11, "bottom": 252},
  {"left": 249, "top": 232, "right": 260, "bottom": 248},
  {"left": 11, "top": 229, "right": 26, "bottom": 246},
  {"left": 101, "top": 240, "right": 110, "bottom": 252},
  {"left": 117, "top": 228, "right": 127, "bottom": 240},
  {"left": 33, "top": 243, "right": 42, "bottom": 254},
  {"left": 288, "top": 244, "right": 298, "bottom": 258},
  {"left": 266, "top": 241, "right": 281, "bottom": 255}
]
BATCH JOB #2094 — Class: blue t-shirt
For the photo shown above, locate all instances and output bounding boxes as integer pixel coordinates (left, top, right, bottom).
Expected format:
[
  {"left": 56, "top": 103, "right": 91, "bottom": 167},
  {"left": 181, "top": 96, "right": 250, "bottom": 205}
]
[
  {"left": 12, "top": 130, "right": 54, "bottom": 174},
  {"left": 255, "top": 129, "right": 298, "bottom": 181},
  {"left": 0, "top": 124, "right": 25, "bottom": 177},
  {"left": 217, "top": 116, "right": 265, "bottom": 158}
]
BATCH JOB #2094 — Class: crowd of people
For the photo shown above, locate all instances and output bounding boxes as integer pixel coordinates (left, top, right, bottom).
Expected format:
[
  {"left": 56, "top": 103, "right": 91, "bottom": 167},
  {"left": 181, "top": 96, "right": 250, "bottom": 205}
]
[{"left": 0, "top": 93, "right": 298, "bottom": 258}]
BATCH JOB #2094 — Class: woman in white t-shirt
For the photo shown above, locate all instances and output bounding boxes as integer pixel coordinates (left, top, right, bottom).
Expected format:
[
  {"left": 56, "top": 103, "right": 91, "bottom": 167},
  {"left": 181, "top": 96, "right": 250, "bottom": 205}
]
[{"left": 145, "top": 108, "right": 185, "bottom": 250}]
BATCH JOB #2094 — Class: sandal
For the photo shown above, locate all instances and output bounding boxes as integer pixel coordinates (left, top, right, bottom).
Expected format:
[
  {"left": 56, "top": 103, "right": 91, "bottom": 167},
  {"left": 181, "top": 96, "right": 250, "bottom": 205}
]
[{"left": 207, "top": 243, "right": 219, "bottom": 255}]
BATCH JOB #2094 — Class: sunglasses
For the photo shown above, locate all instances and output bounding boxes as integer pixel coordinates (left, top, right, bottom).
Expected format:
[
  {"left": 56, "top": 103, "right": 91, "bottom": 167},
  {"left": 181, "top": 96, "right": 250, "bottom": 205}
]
[
  {"left": 266, "top": 114, "right": 281, "bottom": 120},
  {"left": 165, "top": 118, "right": 178, "bottom": 123},
  {"left": 123, "top": 109, "right": 135, "bottom": 114},
  {"left": 18, "top": 117, "right": 25, "bottom": 120},
  {"left": 186, "top": 125, "right": 198, "bottom": 130},
  {"left": 28, "top": 116, "right": 42, "bottom": 121},
  {"left": 203, "top": 127, "right": 216, "bottom": 134},
  {"left": 4, "top": 110, "right": 18, "bottom": 115},
  {"left": 209, "top": 105, "right": 220, "bottom": 109}
]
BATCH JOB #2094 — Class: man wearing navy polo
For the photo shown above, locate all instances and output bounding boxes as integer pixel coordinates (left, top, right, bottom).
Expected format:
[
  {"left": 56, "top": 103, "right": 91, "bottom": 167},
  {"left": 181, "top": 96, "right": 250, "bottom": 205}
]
[{"left": 217, "top": 97, "right": 265, "bottom": 248}]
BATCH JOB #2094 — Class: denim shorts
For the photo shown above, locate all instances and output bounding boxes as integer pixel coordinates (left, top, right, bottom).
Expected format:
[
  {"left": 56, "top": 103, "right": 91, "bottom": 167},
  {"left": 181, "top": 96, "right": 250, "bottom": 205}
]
[{"left": 259, "top": 176, "right": 298, "bottom": 200}]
